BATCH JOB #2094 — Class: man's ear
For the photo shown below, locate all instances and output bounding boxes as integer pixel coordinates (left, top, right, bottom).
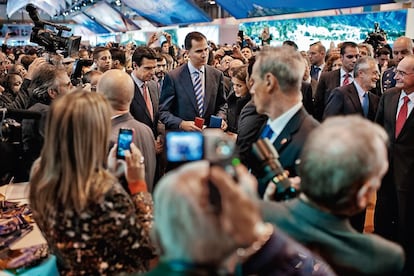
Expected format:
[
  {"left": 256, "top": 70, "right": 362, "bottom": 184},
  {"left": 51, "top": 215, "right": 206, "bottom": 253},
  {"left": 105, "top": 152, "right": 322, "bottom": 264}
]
[
  {"left": 132, "top": 62, "right": 138, "bottom": 70},
  {"left": 47, "top": 88, "right": 58, "bottom": 99},
  {"left": 265, "top": 72, "right": 278, "bottom": 93},
  {"left": 356, "top": 180, "right": 373, "bottom": 209}
]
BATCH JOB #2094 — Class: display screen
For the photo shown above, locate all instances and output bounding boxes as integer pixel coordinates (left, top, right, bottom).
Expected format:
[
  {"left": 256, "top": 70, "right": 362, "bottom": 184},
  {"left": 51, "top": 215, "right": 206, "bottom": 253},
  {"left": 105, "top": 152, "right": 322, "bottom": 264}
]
[
  {"left": 84, "top": 2, "right": 140, "bottom": 32},
  {"left": 72, "top": 13, "right": 109, "bottom": 34},
  {"left": 216, "top": 0, "right": 396, "bottom": 18},
  {"left": 122, "top": 0, "right": 211, "bottom": 27},
  {"left": 239, "top": 10, "right": 407, "bottom": 50}
]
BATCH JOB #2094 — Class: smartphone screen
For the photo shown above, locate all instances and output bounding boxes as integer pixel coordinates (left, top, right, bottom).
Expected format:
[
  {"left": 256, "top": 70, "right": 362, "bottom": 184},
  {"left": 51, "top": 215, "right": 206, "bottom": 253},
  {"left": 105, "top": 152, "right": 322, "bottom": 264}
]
[
  {"left": 117, "top": 128, "right": 133, "bottom": 159},
  {"left": 166, "top": 131, "right": 203, "bottom": 163}
]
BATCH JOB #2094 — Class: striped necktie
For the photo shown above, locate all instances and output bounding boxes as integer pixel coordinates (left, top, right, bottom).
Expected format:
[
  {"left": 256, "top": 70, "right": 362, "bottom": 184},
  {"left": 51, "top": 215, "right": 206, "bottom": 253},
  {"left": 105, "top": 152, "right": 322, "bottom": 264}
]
[{"left": 193, "top": 70, "right": 204, "bottom": 116}]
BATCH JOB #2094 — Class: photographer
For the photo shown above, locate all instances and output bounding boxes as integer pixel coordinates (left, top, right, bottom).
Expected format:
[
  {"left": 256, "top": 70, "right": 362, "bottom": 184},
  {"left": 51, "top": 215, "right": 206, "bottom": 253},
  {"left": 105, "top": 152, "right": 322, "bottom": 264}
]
[{"left": 21, "top": 62, "right": 72, "bottom": 180}]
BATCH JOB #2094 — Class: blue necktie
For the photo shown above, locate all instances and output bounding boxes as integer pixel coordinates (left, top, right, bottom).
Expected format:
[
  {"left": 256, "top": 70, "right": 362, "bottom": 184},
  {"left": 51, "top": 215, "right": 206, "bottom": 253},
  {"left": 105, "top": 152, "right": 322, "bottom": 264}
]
[
  {"left": 261, "top": 124, "right": 274, "bottom": 140},
  {"left": 193, "top": 71, "right": 204, "bottom": 116},
  {"left": 362, "top": 93, "right": 369, "bottom": 117},
  {"left": 310, "top": 66, "right": 320, "bottom": 80}
]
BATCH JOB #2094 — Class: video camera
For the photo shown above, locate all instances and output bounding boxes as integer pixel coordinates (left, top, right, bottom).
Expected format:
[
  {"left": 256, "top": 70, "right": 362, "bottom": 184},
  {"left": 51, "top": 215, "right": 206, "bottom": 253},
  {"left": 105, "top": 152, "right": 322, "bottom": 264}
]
[
  {"left": 0, "top": 108, "right": 42, "bottom": 184},
  {"left": 26, "top": 4, "right": 81, "bottom": 57},
  {"left": 364, "top": 22, "right": 387, "bottom": 52}
]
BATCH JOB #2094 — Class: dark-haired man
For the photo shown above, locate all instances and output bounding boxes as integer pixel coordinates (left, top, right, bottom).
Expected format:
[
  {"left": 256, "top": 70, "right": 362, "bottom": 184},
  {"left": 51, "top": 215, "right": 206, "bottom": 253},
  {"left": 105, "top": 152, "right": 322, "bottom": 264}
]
[{"left": 159, "top": 31, "right": 226, "bottom": 131}]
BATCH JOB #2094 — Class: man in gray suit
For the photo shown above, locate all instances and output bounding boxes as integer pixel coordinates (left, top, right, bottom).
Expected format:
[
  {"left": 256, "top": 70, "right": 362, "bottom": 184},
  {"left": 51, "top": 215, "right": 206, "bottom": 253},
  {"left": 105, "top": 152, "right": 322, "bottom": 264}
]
[
  {"left": 97, "top": 69, "right": 157, "bottom": 191},
  {"left": 159, "top": 31, "right": 227, "bottom": 131},
  {"left": 261, "top": 116, "right": 404, "bottom": 275}
]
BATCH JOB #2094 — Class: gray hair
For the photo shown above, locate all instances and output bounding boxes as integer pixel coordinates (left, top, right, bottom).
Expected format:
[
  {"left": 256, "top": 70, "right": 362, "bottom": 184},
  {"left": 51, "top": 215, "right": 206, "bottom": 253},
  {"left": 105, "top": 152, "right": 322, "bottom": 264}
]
[
  {"left": 29, "top": 64, "right": 65, "bottom": 104},
  {"left": 153, "top": 161, "right": 235, "bottom": 263},
  {"left": 299, "top": 115, "right": 388, "bottom": 214},
  {"left": 353, "top": 56, "right": 377, "bottom": 76},
  {"left": 255, "top": 46, "right": 305, "bottom": 93}
]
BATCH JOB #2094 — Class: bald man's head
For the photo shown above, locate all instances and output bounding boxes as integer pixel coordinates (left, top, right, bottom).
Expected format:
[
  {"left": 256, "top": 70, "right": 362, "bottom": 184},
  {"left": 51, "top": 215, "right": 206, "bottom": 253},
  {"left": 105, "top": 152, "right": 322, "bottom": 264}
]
[{"left": 97, "top": 69, "right": 134, "bottom": 111}]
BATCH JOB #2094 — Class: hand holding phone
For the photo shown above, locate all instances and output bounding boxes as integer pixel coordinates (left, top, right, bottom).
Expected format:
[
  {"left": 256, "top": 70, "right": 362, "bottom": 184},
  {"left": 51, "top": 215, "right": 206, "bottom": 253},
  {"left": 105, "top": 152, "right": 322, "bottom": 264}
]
[{"left": 116, "top": 128, "right": 134, "bottom": 159}]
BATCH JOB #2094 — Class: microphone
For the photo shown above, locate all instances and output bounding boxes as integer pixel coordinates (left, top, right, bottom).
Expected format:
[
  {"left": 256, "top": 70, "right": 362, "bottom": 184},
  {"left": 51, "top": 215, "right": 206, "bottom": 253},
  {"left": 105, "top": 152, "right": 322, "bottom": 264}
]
[
  {"left": 26, "top": 4, "right": 40, "bottom": 23},
  {"left": 252, "top": 138, "right": 298, "bottom": 201}
]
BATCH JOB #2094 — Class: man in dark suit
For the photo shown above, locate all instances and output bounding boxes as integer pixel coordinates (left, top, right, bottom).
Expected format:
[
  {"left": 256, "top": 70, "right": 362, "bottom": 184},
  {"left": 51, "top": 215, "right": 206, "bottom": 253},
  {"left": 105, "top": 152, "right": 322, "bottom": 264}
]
[
  {"left": 375, "top": 54, "right": 414, "bottom": 275},
  {"left": 323, "top": 56, "right": 380, "bottom": 122},
  {"left": 246, "top": 46, "right": 319, "bottom": 195},
  {"left": 261, "top": 116, "right": 404, "bottom": 275},
  {"left": 159, "top": 31, "right": 226, "bottom": 131},
  {"left": 97, "top": 69, "right": 156, "bottom": 191},
  {"left": 314, "top": 41, "right": 360, "bottom": 121},
  {"left": 381, "top": 36, "right": 413, "bottom": 93},
  {"left": 130, "top": 46, "right": 165, "bottom": 182}
]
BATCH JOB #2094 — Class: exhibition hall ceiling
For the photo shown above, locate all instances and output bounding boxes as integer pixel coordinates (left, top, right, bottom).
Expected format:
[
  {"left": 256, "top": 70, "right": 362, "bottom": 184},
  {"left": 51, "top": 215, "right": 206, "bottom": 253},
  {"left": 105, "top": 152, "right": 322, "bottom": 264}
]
[{"left": 1, "top": 0, "right": 405, "bottom": 29}]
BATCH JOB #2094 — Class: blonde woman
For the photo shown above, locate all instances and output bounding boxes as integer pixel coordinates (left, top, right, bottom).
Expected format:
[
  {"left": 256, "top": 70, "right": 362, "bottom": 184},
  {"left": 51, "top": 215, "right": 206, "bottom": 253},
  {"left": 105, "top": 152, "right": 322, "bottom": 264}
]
[{"left": 29, "top": 92, "right": 155, "bottom": 274}]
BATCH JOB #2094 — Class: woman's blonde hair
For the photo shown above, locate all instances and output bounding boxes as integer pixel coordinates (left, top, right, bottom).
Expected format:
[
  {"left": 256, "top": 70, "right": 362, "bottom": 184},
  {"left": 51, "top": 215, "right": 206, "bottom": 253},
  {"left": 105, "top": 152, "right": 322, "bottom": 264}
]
[{"left": 29, "top": 92, "right": 115, "bottom": 219}]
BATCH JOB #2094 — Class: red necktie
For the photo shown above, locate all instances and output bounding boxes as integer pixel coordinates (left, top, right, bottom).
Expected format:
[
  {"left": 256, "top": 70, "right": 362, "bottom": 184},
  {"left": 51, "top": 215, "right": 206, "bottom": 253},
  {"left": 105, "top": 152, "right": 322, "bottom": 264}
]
[
  {"left": 395, "top": 96, "right": 410, "bottom": 138},
  {"left": 142, "top": 83, "right": 153, "bottom": 120},
  {"left": 342, "top": 74, "right": 350, "bottom": 86}
]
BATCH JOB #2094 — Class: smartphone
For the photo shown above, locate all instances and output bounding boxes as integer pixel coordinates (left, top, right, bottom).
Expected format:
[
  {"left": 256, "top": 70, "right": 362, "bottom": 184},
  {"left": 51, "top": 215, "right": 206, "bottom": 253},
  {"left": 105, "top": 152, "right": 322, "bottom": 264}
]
[
  {"left": 116, "top": 128, "right": 134, "bottom": 159},
  {"left": 165, "top": 131, "right": 204, "bottom": 163},
  {"left": 194, "top": 117, "right": 205, "bottom": 129},
  {"left": 112, "top": 42, "right": 119, "bottom": 48},
  {"left": 209, "top": 115, "right": 222, "bottom": 128}
]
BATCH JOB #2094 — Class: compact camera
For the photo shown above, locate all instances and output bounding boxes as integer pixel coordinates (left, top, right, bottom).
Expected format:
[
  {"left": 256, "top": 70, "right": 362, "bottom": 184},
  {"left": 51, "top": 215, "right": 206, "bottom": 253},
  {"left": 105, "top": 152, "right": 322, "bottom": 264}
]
[{"left": 166, "top": 129, "right": 239, "bottom": 213}]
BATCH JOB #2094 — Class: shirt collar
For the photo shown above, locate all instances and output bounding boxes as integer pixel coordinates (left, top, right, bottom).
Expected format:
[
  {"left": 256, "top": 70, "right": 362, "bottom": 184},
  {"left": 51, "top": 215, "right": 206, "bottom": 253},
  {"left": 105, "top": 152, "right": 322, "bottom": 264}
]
[
  {"left": 188, "top": 61, "right": 204, "bottom": 75},
  {"left": 267, "top": 101, "right": 303, "bottom": 138},
  {"left": 131, "top": 72, "right": 145, "bottom": 88},
  {"left": 340, "top": 67, "right": 353, "bottom": 78},
  {"left": 353, "top": 81, "right": 367, "bottom": 99},
  {"left": 400, "top": 90, "right": 414, "bottom": 102}
]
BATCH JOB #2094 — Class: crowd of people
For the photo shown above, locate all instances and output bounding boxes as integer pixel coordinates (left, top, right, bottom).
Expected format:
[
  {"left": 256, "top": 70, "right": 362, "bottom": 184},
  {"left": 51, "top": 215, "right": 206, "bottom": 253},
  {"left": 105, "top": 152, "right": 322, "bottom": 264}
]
[{"left": 0, "top": 28, "right": 413, "bottom": 275}]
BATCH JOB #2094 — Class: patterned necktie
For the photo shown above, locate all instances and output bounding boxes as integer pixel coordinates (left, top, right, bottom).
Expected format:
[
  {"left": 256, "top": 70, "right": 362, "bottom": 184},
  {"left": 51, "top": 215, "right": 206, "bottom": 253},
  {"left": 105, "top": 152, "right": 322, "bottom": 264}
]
[
  {"left": 395, "top": 96, "right": 410, "bottom": 138},
  {"left": 261, "top": 124, "right": 274, "bottom": 140},
  {"left": 342, "top": 74, "right": 350, "bottom": 86},
  {"left": 193, "top": 71, "right": 204, "bottom": 116},
  {"left": 142, "top": 83, "right": 153, "bottom": 120},
  {"left": 362, "top": 93, "right": 369, "bottom": 117},
  {"left": 310, "top": 66, "right": 320, "bottom": 80}
]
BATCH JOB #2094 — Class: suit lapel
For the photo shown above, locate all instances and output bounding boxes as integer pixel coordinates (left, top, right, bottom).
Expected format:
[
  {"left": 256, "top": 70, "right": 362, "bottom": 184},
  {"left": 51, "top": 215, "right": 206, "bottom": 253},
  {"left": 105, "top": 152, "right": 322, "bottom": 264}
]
[
  {"left": 203, "top": 66, "right": 213, "bottom": 112},
  {"left": 389, "top": 91, "right": 401, "bottom": 139},
  {"left": 348, "top": 84, "right": 363, "bottom": 115},
  {"left": 273, "top": 108, "right": 305, "bottom": 152},
  {"left": 147, "top": 81, "right": 159, "bottom": 115},
  {"left": 134, "top": 83, "right": 153, "bottom": 122}
]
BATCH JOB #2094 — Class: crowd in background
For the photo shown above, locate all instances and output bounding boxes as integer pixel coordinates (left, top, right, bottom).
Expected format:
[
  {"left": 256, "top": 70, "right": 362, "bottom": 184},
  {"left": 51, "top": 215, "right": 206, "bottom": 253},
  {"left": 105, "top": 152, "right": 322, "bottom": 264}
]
[{"left": 0, "top": 27, "right": 413, "bottom": 275}]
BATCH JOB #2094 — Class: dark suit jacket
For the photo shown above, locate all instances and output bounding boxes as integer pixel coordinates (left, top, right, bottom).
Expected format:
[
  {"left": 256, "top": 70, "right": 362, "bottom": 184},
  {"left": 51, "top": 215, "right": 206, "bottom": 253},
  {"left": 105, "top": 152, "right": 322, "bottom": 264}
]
[
  {"left": 240, "top": 107, "right": 319, "bottom": 195},
  {"left": 301, "top": 81, "right": 315, "bottom": 116},
  {"left": 110, "top": 113, "right": 156, "bottom": 191},
  {"left": 130, "top": 79, "right": 160, "bottom": 137},
  {"left": 159, "top": 64, "right": 226, "bottom": 129},
  {"left": 323, "top": 82, "right": 380, "bottom": 121},
  {"left": 375, "top": 87, "right": 414, "bottom": 274},
  {"left": 314, "top": 69, "right": 341, "bottom": 121},
  {"left": 261, "top": 198, "right": 404, "bottom": 276}
]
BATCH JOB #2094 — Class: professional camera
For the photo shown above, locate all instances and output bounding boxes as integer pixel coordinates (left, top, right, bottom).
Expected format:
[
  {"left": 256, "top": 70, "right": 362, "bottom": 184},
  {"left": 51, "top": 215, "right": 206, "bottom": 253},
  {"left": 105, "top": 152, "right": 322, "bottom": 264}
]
[
  {"left": 26, "top": 4, "right": 81, "bottom": 57},
  {"left": 364, "top": 22, "right": 387, "bottom": 52},
  {"left": 0, "top": 108, "right": 42, "bottom": 184},
  {"left": 252, "top": 138, "right": 298, "bottom": 201}
]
